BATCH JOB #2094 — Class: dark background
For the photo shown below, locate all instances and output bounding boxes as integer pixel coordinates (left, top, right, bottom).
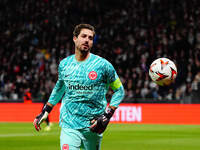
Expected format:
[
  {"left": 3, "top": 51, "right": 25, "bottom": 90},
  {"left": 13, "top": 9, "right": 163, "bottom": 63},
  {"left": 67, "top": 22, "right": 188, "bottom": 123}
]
[{"left": 0, "top": 0, "right": 200, "bottom": 103}]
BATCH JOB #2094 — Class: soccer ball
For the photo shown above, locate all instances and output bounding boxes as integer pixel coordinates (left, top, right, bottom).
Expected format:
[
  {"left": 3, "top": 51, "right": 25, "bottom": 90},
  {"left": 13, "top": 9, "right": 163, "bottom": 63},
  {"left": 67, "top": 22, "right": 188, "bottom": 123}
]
[{"left": 149, "top": 58, "right": 177, "bottom": 86}]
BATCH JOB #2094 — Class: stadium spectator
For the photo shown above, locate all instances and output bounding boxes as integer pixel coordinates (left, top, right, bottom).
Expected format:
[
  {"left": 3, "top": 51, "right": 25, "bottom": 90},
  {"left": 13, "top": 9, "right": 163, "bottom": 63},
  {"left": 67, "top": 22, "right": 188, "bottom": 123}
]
[{"left": 23, "top": 88, "right": 32, "bottom": 103}]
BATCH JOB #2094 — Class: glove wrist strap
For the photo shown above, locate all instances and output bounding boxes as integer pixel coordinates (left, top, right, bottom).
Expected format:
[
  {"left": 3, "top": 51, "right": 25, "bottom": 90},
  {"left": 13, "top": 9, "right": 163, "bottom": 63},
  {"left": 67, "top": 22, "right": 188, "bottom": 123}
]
[
  {"left": 42, "top": 104, "right": 52, "bottom": 113},
  {"left": 105, "top": 107, "right": 115, "bottom": 119}
]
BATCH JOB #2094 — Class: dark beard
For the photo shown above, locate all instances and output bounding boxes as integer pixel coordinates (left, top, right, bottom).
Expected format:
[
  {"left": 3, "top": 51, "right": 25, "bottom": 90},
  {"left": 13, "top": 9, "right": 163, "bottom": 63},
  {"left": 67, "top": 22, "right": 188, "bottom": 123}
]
[{"left": 80, "top": 47, "right": 90, "bottom": 53}]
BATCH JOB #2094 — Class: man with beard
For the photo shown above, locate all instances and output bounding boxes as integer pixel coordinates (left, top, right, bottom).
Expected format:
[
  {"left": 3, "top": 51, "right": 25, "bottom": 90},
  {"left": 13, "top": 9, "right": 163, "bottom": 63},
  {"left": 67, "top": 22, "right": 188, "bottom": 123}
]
[{"left": 33, "top": 24, "right": 125, "bottom": 150}]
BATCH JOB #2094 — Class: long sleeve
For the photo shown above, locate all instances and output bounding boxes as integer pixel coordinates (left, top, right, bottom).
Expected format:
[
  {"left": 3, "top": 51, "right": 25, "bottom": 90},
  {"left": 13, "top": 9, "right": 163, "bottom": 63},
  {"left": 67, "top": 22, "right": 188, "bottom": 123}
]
[
  {"left": 109, "top": 78, "right": 125, "bottom": 107},
  {"left": 48, "top": 62, "right": 65, "bottom": 106},
  {"left": 105, "top": 60, "right": 125, "bottom": 107}
]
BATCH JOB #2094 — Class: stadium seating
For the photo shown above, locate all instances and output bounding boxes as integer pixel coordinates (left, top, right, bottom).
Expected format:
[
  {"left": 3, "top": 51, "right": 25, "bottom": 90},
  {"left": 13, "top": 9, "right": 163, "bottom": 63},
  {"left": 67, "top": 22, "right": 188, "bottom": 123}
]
[{"left": 0, "top": 0, "right": 200, "bottom": 103}]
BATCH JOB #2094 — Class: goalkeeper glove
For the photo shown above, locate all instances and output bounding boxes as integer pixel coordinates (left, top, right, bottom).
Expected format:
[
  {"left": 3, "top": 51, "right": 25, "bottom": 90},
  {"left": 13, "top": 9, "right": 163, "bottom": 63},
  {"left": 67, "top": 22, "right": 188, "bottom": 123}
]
[
  {"left": 90, "top": 107, "right": 115, "bottom": 134},
  {"left": 33, "top": 104, "right": 52, "bottom": 131}
]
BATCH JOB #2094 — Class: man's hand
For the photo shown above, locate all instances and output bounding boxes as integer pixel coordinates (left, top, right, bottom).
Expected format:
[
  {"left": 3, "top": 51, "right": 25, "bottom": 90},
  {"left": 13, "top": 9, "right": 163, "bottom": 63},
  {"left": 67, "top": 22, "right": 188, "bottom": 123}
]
[
  {"left": 33, "top": 104, "right": 52, "bottom": 131},
  {"left": 90, "top": 107, "right": 115, "bottom": 134}
]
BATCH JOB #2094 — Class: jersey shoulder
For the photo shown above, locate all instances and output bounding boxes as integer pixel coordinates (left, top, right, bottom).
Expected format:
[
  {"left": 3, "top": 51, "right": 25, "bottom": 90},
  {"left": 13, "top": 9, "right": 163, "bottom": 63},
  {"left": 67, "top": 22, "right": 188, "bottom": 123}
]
[
  {"left": 59, "top": 54, "right": 75, "bottom": 68},
  {"left": 90, "top": 53, "right": 111, "bottom": 66}
]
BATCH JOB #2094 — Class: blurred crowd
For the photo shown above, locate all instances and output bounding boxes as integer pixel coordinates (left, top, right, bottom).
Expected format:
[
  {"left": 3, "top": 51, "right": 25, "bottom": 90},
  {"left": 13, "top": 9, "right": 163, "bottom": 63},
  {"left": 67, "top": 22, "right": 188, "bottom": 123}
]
[{"left": 0, "top": 0, "right": 200, "bottom": 103}]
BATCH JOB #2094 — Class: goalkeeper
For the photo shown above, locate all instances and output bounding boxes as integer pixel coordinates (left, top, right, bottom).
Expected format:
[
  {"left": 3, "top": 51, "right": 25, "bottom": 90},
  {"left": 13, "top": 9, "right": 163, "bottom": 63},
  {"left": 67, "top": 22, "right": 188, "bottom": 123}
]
[{"left": 33, "top": 24, "right": 125, "bottom": 150}]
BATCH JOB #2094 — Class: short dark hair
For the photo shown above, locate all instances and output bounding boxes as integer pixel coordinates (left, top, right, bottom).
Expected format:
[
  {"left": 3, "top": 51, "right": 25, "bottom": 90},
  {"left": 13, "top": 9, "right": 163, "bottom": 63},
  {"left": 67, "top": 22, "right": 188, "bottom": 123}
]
[{"left": 73, "top": 24, "right": 95, "bottom": 37}]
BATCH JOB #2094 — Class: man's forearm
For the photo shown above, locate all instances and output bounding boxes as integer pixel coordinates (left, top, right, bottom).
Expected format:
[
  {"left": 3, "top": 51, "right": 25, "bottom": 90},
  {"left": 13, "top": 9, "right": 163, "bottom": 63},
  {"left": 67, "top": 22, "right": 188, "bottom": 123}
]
[
  {"left": 108, "top": 105, "right": 117, "bottom": 111},
  {"left": 47, "top": 102, "right": 54, "bottom": 108}
]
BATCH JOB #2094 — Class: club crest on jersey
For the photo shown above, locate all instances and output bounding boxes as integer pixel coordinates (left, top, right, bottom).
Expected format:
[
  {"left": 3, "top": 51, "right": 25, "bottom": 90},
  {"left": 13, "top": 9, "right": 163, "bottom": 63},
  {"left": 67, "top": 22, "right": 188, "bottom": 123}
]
[
  {"left": 62, "top": 144, "right": 69, "bottom": 150},
  {"left": 88, "top": 71, "right": 97, "bottom": 80}
]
